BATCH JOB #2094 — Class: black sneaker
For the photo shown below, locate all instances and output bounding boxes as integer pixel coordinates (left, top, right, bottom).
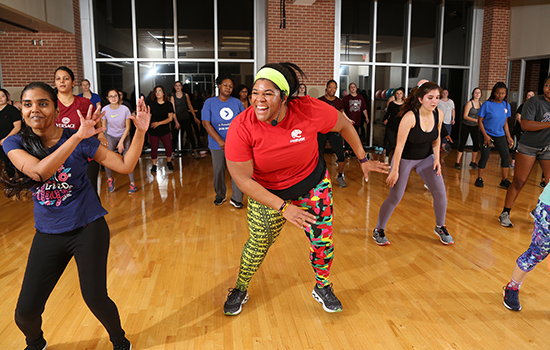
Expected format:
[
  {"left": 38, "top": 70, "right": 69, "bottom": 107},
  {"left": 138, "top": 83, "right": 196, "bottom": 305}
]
[
  {"left": 474, "top": 177, "right": 484, "bottom": 187},
  {"left": 150, "top": 165, "right": 157, "bottom": 173},
  {"left": 469, "top": 162, "right": 478, "bottom": 169},
  {"left": 24, "top": 339, "right": 47, "bottom": 350},
  {"left": 214, "top": 197, "right": 226, "bottom": 206},
  {"left": 167, "top": 161, "right": 174, "bottom": 171},
  {"left": 503, "top": 286, "right": 521, "bottom": 311},
  {"left": 454, "top": 163, "right": 461, "bottom": 170},
  {"left": 540, "top": 180, "right": 546, "bottom": 188},
  {"left": 312, "top": 284, "right": 343, "bottom": 313},
  {"left": 223, "top": 288, "right": 248, "bottom": 315},
  {"left": 434, "top": 226, "right": 454, "bottom": 245},
  {"left": 113, "top": 337, "right": 132, "bottom": 350},
  {"left": 499, "top": 178, "right": 512, "bottom": 189},
  {"left": 230, "top": 199, "right": 243, "bottom": 209}
]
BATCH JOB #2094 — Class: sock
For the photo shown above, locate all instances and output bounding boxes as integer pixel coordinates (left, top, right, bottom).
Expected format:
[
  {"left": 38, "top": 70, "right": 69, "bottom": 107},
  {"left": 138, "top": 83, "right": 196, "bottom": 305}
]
[
  {"left": 507, "top": 277, "right": 523, "bottom": 290},
  {"left": 502, "top": 207, "right": 511, "bottom": 214}
]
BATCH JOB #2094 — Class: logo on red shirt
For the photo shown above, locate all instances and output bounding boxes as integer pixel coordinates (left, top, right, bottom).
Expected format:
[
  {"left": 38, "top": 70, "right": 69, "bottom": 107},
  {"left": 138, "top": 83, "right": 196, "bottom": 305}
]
[{"left": 290, "top": 129, "right": 305, "bottom": 143}]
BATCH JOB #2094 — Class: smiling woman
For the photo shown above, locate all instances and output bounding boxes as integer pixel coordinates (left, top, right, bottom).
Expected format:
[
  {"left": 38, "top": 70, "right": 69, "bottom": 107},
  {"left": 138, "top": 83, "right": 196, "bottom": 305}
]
[
  {"left": 1, "top": 81, "right": 150, "bottom": 350},
  {"left": 222, "top": 62, "right": 388, "bottom": 316}
]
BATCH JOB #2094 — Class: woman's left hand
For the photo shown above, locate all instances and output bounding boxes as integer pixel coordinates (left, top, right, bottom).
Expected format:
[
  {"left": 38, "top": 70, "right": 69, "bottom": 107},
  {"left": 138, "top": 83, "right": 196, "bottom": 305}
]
[
  {"left": 433, "top": 160, "right": 442, "bottom": 176},
  {"left": 361, "top": 160, "right": 390, "bottom": 182},
  {"left": 282, "top": 204, "right": 317, "bottom": 229},
  {"left": 76, "top": 105, "right": 106, "bottom": 140},
  {"left": 130, "top": 97, "right": 151, "bottom": 132},
  {"left": 507, "top": 137, "right": 514, "bottom": 149},
  {"left": 117, "top": 141, "right": 125, "bottom": 153}
]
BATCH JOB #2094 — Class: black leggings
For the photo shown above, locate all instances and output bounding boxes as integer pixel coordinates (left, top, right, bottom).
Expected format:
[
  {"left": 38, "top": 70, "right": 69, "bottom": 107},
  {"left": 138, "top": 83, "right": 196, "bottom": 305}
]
[
  {"left": 478, "top": 134, "right": 510, "bottom": 169},
  {"left": 172, "top": 118, "right": 197, "bottom": 150},
  {"left": 318, "top": 132, "right": 345, "bottom": 163},
  {"left": 15, "top": 217, "right": 125, "bottom": 347},
  {"left": 458, "top": 124, "right": 480, "bottom": 152}
]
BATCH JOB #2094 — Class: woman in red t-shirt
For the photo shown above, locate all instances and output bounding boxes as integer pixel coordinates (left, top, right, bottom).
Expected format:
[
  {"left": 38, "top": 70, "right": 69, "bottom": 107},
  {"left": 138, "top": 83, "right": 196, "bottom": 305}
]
[
  {"left": 222, "top": 62, "right": 388, "bottom": 316},
  {"left": 54, "top": 66, "right": 106, "bottom": 195}
]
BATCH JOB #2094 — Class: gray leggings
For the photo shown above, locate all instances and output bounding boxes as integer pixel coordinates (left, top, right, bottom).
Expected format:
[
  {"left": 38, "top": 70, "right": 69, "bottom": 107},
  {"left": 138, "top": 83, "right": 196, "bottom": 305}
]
[
  {"left": 376, "top": 154, "right": 447, "bottom": 229},
  {"left": 105, "top": 134, "right": 135, "bottom": 183}
]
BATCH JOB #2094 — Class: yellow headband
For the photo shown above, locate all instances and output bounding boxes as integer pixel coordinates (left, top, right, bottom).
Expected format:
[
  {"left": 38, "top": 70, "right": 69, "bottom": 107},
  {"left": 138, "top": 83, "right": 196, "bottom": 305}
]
[{"left": 254, "top": 67, "right": 290, "bottom": 96}]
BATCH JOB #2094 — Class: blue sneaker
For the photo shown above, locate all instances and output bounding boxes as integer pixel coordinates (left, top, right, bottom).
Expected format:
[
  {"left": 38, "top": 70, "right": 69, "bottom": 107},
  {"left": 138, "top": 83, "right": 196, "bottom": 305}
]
[
  {"left": 107, "top": 178, "right": 115, "bottom": 193},
  {"left": 503, "top": 286, "right": 521, "bottom": 311}
]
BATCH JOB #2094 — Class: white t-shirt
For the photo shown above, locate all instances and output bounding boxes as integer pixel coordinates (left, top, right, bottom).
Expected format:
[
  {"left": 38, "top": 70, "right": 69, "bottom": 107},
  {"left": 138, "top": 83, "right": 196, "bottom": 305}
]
[{"left": 438, "top": 99, "right": 455, "bottom": 124}]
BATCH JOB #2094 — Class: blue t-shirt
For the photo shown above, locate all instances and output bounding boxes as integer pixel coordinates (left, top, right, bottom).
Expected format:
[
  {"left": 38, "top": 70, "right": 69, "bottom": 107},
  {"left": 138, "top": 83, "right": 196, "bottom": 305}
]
[
  {"left": 202, "top": 96, "right": 244, "bottom": 150},
  {"left": 478, "top": 100, "right": 511, "bottom": 137},
  {"left": 3, "top": 129, "right": 107, "bottom": 233},
  {"left": 78, "top": 92, "right": 102, "bottom": 107}
]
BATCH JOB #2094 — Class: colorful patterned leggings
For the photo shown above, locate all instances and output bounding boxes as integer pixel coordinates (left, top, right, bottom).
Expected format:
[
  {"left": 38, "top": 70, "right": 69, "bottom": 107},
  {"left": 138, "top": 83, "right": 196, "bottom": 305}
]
[
  {"left": 517, "top": 201, "right": 550, "bottom": 272},
  {"left": 235, "top": 171, "right": 334, "bottom": 291}
]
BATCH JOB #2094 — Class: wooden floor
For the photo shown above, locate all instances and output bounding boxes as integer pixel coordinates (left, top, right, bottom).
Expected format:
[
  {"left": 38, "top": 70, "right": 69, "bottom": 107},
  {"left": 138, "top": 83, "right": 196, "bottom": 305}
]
[{"left": 1, "top": 149, "right": 550, "bottom": 349}]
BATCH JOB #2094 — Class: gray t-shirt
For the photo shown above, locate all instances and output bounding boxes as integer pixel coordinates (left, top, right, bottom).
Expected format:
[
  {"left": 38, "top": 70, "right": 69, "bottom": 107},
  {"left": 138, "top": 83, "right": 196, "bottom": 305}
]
[{"left": 519, "top": 95, "right": 550, "bottom": 148}]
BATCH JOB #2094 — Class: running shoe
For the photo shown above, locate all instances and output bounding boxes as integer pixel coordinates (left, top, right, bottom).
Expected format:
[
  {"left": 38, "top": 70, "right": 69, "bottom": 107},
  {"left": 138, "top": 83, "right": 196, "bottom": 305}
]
[
  {"left": 312, "top": 284, "right": 343, "bottom": 313},
  {"left": 499, "top": 212, "right": 514, "bottom": 227},
  {"left": 474, "top": 177, "right": 484, "bottom": 187},
  {"left": 24, "top": 339, "right": 47, "bottom": 350},
  {"left": 113, "top": 337, "right": 132, "bottom": 350},
  {"left": 336, "top": 175, "right": 347, "bottom": 188},
  {"left": 214, "top": 197, "right": 226, "bottom": 206},
  {"left": 469, "top": 162, "right": 478, "bottom": 169},
  {"left": 454, "top": 163, "right": 461, "bottom": 170},
  {"left": 499, "top": 178, "right": 512, "bottom": 189},
  {"left": 540, "top": 180, "right": 546, "bottom": 188},
  {"left": 150, "top": 165, "right": 157, "bottom": 173},
  {"left": 434, "top": 226, "right": 454, "bottom": 245},
  {"left": 167, "top": 161, "right": 174, "bottom": 171},
  {"left": 223, "top": 288, "right": 248, "bottom": 315},
  {"left": 230, "top": 199, "right": 243, "bottom": 209},
  {"left": 503, "top": 286, "right": 521, "bottom": 311},
  {"left": 373, "top": 228, "right": 390, "bottom": 245},
  {"left": 128, "top": 183, "right": 138, "bottom": 194},
  {"left": 107, "top": 178, "right": 115, "bottom": 193},
  {"left": 530, "top": 209, "right": 536, "bottom": 220}
]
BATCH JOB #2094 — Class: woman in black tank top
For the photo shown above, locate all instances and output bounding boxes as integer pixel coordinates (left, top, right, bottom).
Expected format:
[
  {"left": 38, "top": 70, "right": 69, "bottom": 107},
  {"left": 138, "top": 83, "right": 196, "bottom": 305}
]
[{"left": 372, "top": 82, "right": 454, "bottom": 246}]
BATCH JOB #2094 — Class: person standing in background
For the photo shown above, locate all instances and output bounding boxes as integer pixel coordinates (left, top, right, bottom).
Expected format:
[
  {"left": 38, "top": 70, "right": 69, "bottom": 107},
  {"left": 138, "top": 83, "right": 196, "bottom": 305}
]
[
  {"left": 438, "top": 89, "right": 455, "bottom": 153},
  {"left": 343, "top": 83, "right": 369, "bottom": 147}
]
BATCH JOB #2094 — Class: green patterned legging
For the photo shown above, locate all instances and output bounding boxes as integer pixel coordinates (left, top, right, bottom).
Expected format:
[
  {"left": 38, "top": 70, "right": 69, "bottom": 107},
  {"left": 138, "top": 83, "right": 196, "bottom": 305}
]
[{"left": 235, "top": 171, "right": 333, "bottom": 291}]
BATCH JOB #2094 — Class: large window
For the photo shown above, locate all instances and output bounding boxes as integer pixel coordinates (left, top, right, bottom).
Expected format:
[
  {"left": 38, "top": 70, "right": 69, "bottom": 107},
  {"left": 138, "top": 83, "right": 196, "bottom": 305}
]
[
  {"left": 93, "top": 0, "right": 257, "bottom": 104},
  {"left": 339, "top": 0, "right": 475, "bottom": 147}
]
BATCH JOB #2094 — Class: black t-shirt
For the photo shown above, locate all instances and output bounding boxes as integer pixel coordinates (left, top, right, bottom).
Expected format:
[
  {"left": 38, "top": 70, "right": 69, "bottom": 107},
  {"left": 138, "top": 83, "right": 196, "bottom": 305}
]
[
  {"left": 147, "top": 101, "right": 174, "bottom": 136},
  {"left": 519, "top": 95, "right": 550, "bottom": 148},
  {"left": 384, "top": 101, "right": 403, "bottom": 133},
  {"left": 0, "top": 104, "right": 21, "bottom": 139}
]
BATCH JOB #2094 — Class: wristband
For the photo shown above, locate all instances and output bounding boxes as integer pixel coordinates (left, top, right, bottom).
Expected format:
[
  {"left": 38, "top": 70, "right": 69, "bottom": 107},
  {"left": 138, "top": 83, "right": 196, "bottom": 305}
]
[
  {"left": 278, "top": 201, "right": 290, "bottom": 214},
  {"left": 359, "top": 153, "right": 370, "bottom": 164}
]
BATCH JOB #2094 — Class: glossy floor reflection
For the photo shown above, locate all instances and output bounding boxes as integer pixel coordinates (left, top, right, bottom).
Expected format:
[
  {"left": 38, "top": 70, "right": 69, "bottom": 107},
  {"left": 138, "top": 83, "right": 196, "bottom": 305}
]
[{"left": 1, "top": 149, "right": 549, "bottom": 349}]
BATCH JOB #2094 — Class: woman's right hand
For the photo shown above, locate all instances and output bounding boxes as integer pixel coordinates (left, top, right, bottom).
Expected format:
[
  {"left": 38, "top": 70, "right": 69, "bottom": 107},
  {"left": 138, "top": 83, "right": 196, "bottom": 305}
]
[
  {"left": 483, "top": 134, "right": 493, "bottom": 147},
  {"left": 386, "top": 169, "right": 399, "bottom": 188},
  {"left": 283, "top": 204, "right": 317, "bottom": 229},
  {"left": 174, "top": 121, "right": 181, "bottom": 130}
]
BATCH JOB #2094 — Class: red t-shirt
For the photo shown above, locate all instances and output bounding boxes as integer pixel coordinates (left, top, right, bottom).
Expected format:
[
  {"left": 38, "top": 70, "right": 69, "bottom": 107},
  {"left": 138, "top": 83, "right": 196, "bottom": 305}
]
[
  {"left": 225, "top": 96, "right": 337, "bottom": 190},
  {"left": 56, "top": 95, "right": 94, "bottom": 130}
]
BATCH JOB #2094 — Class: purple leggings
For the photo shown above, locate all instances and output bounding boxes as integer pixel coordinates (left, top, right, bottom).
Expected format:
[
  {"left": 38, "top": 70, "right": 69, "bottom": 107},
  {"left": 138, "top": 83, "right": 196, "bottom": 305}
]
[
  {"left": 376, "top": 154, "right": 447, "bottom": 229},
  {"left": 148, "top": 133, "right": 172, "bottom": 159}
]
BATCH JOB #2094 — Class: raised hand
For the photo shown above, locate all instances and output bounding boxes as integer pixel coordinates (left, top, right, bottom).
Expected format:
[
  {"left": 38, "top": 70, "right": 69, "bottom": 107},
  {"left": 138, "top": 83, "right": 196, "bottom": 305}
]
[
  {"left": 130, "top": 96, "right": 151, "bottom": 132},
  {"left": 361, "top": 159, "right": 390, "bottom": 182},
  {"left": 76, "top": 105, "right": 106, "bottom": 140}
]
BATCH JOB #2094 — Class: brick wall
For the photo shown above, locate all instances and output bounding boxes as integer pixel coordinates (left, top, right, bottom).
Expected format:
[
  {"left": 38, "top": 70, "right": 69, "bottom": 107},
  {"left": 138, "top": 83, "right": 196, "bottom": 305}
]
[
  {"left": 524, "top": 60, "right": 541, "bottom": 93},
  {"left": 0, "top": 0, "right": 82, "bottom": 96},
  {"left": 479, "top": 0, "right": 511, "bottom": 91},
  {"left": 267, "top": 0, "right": 334, "bottom": 87}
]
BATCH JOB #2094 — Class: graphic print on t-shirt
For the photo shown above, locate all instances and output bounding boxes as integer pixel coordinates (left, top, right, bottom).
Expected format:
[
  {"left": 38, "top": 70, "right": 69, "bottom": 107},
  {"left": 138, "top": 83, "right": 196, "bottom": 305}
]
[
  {"left": 543, "top": 112, "right": 550, "bottom": 123},
  {"left": 33, "top": 165, "right": 73, "bottom": 206},
  {"left": 58, "top": 117, "right": 76, "bottom": 129},
  {"left": 220, "top": 107, "right": 234, "bottom": 121},
  {"left": 348, "top": 99, "right": 362, "bottom": 112},
  {"left": 290, "top": 128, "right": 305, "bottom": 143}
]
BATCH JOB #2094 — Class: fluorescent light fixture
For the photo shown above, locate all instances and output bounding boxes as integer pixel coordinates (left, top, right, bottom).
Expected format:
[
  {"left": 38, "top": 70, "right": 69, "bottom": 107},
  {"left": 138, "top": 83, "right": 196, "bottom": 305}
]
[
  {"left": 222, "top": 42, "right": 250, "bottom": 46},
  {"left": 222, "top": 36, "right": 252, "bottom": 40}
]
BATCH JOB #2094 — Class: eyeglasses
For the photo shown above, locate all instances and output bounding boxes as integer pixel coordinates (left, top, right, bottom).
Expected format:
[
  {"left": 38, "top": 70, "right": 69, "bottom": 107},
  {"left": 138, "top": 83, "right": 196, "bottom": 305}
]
[
  {"left": 155, "top": 90, "right": 163, "bottom": 93},
  {"left": 107, "top": 95, "right": 118, "bottom": 98}
]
